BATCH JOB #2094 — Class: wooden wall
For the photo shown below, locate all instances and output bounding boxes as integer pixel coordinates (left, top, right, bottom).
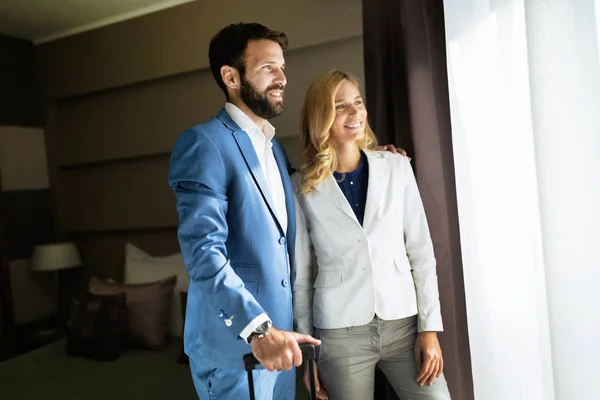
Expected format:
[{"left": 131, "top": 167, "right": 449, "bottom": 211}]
[
  {"left": 37, "top": 0, "right": 365, "bottom": 280},
  {"left": 0, "top": 34, "right": 52, "bottom": 359}
]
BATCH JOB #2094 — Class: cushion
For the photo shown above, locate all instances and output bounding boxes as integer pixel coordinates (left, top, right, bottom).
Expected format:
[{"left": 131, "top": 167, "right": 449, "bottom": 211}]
[
  {"left": 66, "top": 293, "right": 128, "bottom": 361},
  {"left": 124, "top": 243, "right": 189, "bottom": 338},
  {"left": 89, "top": 275, "right": 176, "bottom": 350},
  {"left": 177, "top": 291, "right": 189, "bottom": 364}
]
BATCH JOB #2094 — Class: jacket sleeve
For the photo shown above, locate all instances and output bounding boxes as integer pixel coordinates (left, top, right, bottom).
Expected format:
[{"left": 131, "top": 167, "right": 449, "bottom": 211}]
[
  {"left": 401, "top": 156, "right": 444, "bottom": 332},
  {"left": 168, "top": 128, "right": 265, "bottom": 339},
  {"left": 292, "top": 179, "right": 316, "bottom": 335}
]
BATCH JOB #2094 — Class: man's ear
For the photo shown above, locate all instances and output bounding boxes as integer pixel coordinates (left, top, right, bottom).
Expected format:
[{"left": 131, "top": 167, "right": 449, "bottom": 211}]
[{"left": 221, "top": 66, "right": 240, "bottom": 91}]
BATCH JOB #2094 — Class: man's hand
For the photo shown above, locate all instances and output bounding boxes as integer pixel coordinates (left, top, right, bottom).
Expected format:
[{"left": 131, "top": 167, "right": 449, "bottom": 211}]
[
  {"left": 303, "top": 360, "right": 329, "bottom": 399},
  {"left": 250, "top": 327, "right": 321, "bottom": 372},
  {"left": 375, "top": 144, "right": 411, "bottom": 161},
  {"left": 415, "top": 332, "right": 444, "bottom": 387}
]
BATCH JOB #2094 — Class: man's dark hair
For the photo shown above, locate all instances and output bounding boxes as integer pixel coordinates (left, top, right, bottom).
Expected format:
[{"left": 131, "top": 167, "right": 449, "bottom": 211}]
[{"left": 209, "top": 23, "right": 288, "bottom": 99}]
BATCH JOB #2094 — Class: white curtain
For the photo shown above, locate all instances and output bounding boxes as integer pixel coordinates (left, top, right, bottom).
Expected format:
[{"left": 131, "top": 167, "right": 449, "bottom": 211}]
[{"left": 443, "top": 1, "right": 600, "bottom": 399}]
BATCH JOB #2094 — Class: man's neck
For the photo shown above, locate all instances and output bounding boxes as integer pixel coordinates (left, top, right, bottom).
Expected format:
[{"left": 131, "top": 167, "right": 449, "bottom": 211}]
[
  {"left": 334, "top": 143, "right": 362, "bottom": 173},
  {"left": 229, "top": 98, "right": 266, "bottom": 132}
]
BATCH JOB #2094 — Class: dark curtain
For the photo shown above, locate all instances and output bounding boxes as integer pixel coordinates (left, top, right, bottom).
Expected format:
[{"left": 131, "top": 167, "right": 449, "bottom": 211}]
[
  {"left": 362, "top": 1, "right": 474, "bottom": 399},
  {"left": 0, "top": 195, "right": 15, "bottom": 361}
]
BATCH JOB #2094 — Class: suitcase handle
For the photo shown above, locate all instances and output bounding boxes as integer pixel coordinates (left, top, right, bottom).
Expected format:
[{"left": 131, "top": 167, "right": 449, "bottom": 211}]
[
  {"left": 243, "top": 342, "right": 316, "bottom": 370},
  {"left": 243, "top": 343, "right": 318, "bottom": 400}
]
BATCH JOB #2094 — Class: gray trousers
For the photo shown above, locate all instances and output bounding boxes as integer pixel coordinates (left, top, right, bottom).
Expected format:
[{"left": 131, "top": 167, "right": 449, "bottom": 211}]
[{"left": 316, "top": 315, "right": 451, "bottom": 400}]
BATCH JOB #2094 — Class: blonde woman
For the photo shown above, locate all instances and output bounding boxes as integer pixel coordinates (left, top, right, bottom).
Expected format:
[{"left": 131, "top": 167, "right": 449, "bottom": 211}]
[{"left": 292, "top": 69, "right": 452, "bottom": 400}]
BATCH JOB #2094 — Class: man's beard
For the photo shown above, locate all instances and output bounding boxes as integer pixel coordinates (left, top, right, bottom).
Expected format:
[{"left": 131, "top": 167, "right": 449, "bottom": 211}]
[{"left": 240, "top": 77, "right": 284, "bottom": 119}]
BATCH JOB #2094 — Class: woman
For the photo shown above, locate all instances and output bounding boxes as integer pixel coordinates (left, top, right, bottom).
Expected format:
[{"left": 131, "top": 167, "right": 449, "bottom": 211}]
[{"left": 293, "top": 69, "right": 451, "bottom": 400}]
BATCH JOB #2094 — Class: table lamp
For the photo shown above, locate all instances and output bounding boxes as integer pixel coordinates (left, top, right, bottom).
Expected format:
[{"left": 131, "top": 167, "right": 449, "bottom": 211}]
[{"left": 31, "top": 242, "right": 82, "bottom": 324}]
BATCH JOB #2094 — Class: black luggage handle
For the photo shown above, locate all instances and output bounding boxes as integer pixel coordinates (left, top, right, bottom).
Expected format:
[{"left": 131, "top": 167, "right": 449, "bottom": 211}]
[
  {"left": 243, "top": 343, "right": 317, "bottom": 400},
  {"left": 243, "top": 342, "right": 316, "bottom": 370}
]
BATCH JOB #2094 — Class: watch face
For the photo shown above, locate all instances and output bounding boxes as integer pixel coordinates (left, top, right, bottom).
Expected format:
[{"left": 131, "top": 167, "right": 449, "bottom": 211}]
[{"left": 255, "top": 322, "right": 269, "bottom": 334}]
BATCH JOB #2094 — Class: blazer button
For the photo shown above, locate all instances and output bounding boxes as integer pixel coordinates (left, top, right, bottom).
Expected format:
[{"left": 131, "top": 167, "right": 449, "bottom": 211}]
[
  {"left": 281, "top": 279, "right": 289, "bottom": 287},
  {"left": 278, "top": 237, "right": 286, "bottom": 245}
]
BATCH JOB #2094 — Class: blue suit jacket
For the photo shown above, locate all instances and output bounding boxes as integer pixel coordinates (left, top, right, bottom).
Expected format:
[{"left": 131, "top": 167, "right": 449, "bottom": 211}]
[{"left": 168, "top": 108, "right": 296, "bottom": 369}]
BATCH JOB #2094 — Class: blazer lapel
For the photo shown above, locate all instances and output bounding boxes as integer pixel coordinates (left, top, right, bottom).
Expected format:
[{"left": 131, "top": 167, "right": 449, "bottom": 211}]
[
  {"left": 217, "top": 109, "right": 282, "bottom": 234},
  {"left": 272, "top": 143, "right": 296, "bottom": 265},
  {"left": 362, "top": 150, "right": 391, "bottom": 229},
  {"left": 315, "top": 174, "right": 361, "bottom": 227}
]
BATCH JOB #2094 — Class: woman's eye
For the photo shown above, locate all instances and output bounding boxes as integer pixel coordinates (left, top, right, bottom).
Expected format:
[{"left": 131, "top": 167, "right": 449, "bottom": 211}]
[
  {"left": 335, "top": 104, "right": 345, "bottom": 110},
  {"left": 355, "top": 100, "right": 363, "bottom": 105}
]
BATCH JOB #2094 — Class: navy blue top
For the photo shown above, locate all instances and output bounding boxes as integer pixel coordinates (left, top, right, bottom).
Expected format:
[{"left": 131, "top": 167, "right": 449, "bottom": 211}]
[{"left": 333, "top": 151, "right": 369, "bottom": 226}]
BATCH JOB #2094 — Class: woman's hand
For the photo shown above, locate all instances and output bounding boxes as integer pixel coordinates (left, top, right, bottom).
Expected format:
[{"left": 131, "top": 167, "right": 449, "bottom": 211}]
[
  {"left": 303, "top": 360, "right": 329, "bottom": 399},
  {"left": 414, "top": 331, "right": 444, "bottom": 386}
]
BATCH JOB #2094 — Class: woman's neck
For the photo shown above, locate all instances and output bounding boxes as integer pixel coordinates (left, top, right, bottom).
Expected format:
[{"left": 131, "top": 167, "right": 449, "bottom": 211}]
[{"left": 334, "top": 143, "right": 362, "bottom": 173}]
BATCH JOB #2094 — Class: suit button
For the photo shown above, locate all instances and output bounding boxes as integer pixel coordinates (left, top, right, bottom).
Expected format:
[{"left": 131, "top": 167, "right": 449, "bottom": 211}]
[
  {"left": 278, "top": 237, "right": 286, "bottom": 245},
  {"left": 281, "top": 279, "right": 288, "bottom": 287}
]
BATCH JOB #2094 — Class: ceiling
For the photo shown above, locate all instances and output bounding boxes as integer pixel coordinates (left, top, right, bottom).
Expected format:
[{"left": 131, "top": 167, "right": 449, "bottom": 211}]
[{"left": 0, "top": 0, "right": 196, "bottom": 44}]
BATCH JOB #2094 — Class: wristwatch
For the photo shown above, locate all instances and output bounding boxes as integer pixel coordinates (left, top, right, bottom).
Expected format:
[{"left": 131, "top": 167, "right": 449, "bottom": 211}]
[{"left": 247, "top": 320, "right": 272, "bottom": 344}]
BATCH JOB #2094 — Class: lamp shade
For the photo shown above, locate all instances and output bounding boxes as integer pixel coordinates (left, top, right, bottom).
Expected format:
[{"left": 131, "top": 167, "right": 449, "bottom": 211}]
[{"left": 31, "top": 242, "right": 82, "bottom": 271}]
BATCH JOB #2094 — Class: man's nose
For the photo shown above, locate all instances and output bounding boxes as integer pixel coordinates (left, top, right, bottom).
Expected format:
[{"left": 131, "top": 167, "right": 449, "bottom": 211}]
[{"left": 274, "top": 69, "right": 287, "bottom": 87}]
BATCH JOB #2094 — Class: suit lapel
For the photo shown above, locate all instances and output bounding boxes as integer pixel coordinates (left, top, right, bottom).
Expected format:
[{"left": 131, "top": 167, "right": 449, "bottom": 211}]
[
  {"left": 217, "top": 109, "right": 283, "bottom": 235},
  {"left": 272, "top": 143, "right": 296, "bottom": 264},
  {"left": 314, "top": 150, "right": 390, "bottom": 228},
  {"left": 315, "top": 173, "right": 361, "bottom": 227},
  {"left": 362, "top": 150, "right": 391, "bottom": 229}
]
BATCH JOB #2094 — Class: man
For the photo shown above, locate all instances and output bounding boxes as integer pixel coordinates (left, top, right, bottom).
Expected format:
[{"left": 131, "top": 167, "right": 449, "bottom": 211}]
[
  {"left": 169, "top": 22, "right": 404, "bottom": 399},
  {"left": 169, "top": 23, "right": 318, "bottom": 399}
]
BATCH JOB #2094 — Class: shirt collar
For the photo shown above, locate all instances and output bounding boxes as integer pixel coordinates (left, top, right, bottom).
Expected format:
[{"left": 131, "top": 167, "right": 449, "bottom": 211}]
[
  {"left": 333, "top": 151, "right": 367, "bottom": 179},
  {"left": 224, "top": 102, "right": 276, "bottom": 141}
]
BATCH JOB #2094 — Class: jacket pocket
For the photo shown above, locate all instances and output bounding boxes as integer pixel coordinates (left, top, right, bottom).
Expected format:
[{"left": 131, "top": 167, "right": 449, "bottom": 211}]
[
  {"left": 232, "top": 263, "right": 258, "bottom": 295},
  {"left": 232, "top": 263, "right": 257, "bottom": 280},
  {"left": 243, "top": 280, "right": 258, "bottom": 295},
  {"left": 393, "top": 257, "right": 412, "bottom": 272},
  {"left": 313, "top": 270, "right": 342, "bottom": 288}
]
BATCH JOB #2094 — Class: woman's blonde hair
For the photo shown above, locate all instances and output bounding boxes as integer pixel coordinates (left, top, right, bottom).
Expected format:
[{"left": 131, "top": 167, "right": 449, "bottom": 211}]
[{"left": 299, "top": 69, "right": 378, "bottom": 193}]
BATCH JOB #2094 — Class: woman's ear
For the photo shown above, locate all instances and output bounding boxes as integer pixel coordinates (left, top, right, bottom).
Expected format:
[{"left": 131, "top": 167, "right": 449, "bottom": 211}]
[{"left": 221, "top": 66, "right": 240, "bottom": 91}]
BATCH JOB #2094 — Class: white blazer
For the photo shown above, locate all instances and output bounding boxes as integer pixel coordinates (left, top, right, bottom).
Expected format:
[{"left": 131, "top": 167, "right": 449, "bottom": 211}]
[{"left": 292, "top": 150, "right": 443, "bottom": 335}]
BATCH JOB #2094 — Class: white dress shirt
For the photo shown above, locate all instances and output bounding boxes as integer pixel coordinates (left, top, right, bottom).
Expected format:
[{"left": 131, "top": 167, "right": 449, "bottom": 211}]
[{"left": 224, "top": 102, "right": 287, "bottom": 342}]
